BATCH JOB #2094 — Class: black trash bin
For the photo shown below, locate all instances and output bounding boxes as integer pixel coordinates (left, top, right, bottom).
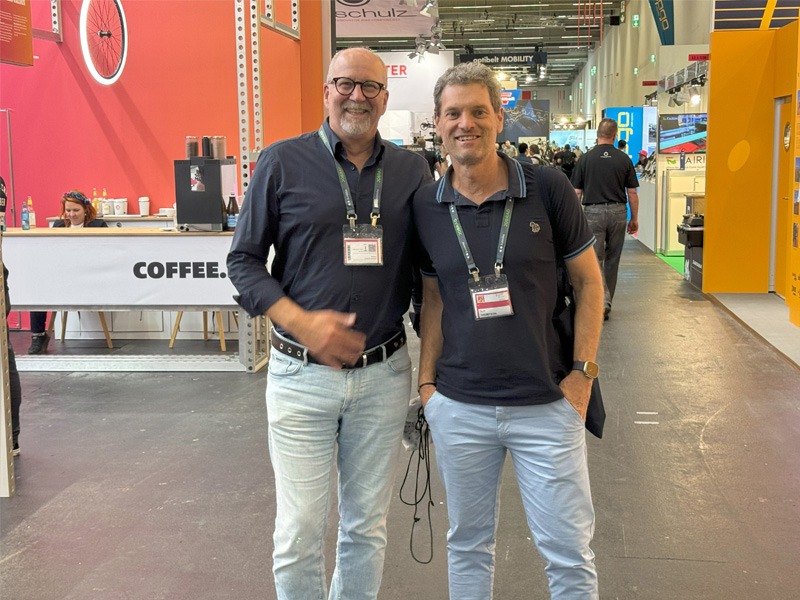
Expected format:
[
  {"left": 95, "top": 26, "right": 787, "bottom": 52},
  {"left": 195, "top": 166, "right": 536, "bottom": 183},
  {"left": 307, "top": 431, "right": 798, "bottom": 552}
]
[{"left": 677, "top": 214, "right": 704, "bottom": 289}]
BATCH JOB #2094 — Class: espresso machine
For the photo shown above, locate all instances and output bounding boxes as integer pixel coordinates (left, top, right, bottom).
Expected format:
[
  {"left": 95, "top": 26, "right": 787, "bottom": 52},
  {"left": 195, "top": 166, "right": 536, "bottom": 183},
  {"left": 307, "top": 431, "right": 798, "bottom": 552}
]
[{"left": 173, "top": 157, "right": 236, "bottom": 231}]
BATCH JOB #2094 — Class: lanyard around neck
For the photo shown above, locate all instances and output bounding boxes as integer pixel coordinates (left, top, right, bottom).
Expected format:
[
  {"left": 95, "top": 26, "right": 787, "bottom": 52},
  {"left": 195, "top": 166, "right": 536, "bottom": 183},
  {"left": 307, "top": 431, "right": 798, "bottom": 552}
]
[
  {"left": 318, "top": 126, "right": 383, "bottom": 228},
  {"left": 448, "top": 197, "right": 514, "bottom": 282}
]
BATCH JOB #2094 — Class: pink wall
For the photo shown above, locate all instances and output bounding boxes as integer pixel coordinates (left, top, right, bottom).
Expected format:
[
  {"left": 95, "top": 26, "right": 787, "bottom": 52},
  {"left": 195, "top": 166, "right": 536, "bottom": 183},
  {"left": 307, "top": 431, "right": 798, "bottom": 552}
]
[{"left": 0, "top": 0, "right": 240, "bottom": 223}]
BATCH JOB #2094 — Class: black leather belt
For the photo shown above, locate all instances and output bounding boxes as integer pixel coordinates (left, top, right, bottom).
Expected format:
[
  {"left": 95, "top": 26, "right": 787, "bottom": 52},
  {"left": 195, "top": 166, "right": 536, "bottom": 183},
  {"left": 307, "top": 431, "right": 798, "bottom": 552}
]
[{"left": 271, "top": 329, "right": 406, "bottom": 369}]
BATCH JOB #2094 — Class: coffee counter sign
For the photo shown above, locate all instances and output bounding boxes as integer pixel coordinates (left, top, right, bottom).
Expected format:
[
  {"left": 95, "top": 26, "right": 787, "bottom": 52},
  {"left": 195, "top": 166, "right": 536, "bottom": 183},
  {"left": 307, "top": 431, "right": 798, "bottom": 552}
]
[
  {"left": 3, "top": 232, "right": 239, "bottom": 308},
  {"left": 133, "top": 261, "right": 227, "bottom": 280}
]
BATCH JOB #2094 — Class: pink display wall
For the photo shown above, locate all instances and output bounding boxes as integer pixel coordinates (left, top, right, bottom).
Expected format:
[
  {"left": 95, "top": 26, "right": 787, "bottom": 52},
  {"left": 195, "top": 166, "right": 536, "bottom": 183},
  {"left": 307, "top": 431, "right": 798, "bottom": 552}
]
[{"left": 0, "top": 0, "right": 240, "bottom": 222}]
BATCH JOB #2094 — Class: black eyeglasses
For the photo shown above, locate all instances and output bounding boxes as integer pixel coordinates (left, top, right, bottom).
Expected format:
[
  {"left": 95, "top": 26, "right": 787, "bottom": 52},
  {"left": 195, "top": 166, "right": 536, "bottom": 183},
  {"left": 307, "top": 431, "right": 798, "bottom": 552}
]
[
  {"left": 329, "top": 77, "right": 385, "bottom": 99},
  {"left": 64, "top": 191, "right": 89, "bottom": 204}
]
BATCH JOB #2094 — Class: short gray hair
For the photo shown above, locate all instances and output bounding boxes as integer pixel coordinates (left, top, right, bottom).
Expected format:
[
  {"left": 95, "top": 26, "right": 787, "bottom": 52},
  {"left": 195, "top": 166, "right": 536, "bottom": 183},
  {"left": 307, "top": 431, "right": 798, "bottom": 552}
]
[{"left": 434, "top": 62, "right": 501, "bottom": 116}]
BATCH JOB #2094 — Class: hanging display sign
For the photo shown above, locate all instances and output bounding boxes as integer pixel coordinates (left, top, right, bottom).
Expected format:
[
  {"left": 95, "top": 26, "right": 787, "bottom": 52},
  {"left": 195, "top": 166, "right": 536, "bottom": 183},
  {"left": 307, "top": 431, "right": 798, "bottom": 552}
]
[
  {"left": 459, "top": 52, "right": 547, "bottom": 67},
  {"left": 0, "top": 0, "right": 34, "bottom": 67},
  {"left": 335, "top": 0, "right": 436, "bottom": 38},
  {"left": 648, "top": 0, "right": 675, "bottom": 46}
]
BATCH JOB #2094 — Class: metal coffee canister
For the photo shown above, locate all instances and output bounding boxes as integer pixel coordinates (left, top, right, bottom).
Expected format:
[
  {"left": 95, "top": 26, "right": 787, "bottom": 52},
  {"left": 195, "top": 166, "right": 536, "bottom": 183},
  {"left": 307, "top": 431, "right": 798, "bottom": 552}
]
[
  {"left": 210, "top": 136, "right": 227, "bottom": 160},
  {"left": 186, "top": 136, "right": 199, "bottom": 159}
]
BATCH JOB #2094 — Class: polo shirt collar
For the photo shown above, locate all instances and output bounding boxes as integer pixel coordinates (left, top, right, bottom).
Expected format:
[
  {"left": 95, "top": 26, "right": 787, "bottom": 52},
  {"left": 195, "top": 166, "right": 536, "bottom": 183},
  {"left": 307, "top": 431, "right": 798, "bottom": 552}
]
[
  {"left": 435, "top": 151, "right": 527, "bottom": 205},
  {"left": 321, "top": 118, "right": 385, "bottom": 165}
]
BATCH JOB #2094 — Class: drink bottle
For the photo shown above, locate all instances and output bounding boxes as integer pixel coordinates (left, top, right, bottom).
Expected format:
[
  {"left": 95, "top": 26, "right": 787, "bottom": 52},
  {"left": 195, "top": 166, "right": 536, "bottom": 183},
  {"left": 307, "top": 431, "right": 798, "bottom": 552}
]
[
  {"left": 27, "top": 197, "right": 36, "bottom": 228},
  {"left": 226, "top": 194, "right": 239, "bottom": 230},
  {"left": 21, "top": 198, "right": 30, "bottom": 230}
]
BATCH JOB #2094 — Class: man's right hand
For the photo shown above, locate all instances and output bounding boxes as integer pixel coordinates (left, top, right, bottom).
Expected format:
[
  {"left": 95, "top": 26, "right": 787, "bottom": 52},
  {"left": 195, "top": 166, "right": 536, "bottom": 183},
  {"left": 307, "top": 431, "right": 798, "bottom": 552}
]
[
  {"left": 268, "top": 298, "right": 367, "bottom": 369},
  {"left": 293, "top": 310, "right": 366, "bottom": 368},
  {"left": 419, "top": 384, "right": 436, "bottom": 407}
]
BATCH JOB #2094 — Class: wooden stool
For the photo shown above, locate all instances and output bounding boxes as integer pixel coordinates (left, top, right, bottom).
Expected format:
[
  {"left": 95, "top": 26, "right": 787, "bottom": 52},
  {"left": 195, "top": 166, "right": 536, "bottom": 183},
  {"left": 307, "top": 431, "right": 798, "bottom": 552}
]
[
  {"left": 46, "top": 311, "right": 113, "bottom": 349},
  {"left": 169, "top": 311, "right": 237, "bottom": 351}
]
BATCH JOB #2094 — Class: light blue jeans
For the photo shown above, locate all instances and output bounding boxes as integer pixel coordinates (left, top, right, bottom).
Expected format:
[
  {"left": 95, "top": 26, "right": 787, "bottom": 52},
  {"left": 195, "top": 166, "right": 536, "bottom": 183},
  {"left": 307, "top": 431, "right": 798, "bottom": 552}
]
[
  {"left": 266, "top": 345, "right": 412, "bottom": 600},
  {"left": 424, "top": 391, "right": 598, "bottom": 600}
]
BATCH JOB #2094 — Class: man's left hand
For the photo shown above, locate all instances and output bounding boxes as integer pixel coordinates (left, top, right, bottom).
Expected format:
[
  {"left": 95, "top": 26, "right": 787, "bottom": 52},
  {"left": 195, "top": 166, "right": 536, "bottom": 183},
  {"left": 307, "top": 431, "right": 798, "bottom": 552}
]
[{"left": 559, "top": 371, "right": 593, "bottom": 420}]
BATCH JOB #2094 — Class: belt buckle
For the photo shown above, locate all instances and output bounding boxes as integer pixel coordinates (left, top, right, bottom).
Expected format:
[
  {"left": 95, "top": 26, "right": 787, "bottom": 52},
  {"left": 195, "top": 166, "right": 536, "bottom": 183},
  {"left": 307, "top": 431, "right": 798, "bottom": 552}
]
[{"left": 361, "top": 352, "right": 369, "bottom": 368}]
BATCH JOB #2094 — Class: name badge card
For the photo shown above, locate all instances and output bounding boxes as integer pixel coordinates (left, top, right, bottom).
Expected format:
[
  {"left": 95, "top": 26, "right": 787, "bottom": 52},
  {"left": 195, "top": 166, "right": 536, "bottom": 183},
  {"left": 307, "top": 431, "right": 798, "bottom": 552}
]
[
  {"left": 468, "top": 274, "right": 514, "bottom": 320},
  {"left": 343, "top": 224, "right": 384, "bottom": 266}
]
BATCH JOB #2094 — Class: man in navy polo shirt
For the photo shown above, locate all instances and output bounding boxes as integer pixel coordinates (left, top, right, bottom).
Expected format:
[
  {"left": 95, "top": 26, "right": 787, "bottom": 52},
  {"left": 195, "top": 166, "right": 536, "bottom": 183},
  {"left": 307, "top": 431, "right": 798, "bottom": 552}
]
[
  {"left": 414, "top": 62, "right": 604, "bottom": 599},
  {"left": 227, "top": 48, "right": 430, "bottom": 600}
]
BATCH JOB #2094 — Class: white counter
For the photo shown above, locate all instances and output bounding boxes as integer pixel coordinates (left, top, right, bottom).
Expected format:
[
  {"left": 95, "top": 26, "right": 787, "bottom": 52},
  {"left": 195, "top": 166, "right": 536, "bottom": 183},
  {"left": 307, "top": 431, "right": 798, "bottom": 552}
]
[
  {"left": 2, "top": 228, "right": 268, "bottom": 372},
  {"left": 46, "top": 215, "right": 174, "bottom": 228}
]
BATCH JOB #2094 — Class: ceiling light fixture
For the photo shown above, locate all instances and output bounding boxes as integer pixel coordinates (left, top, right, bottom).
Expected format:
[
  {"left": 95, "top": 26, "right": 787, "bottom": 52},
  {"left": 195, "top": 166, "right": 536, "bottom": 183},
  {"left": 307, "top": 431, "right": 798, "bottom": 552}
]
[
  {"left": 409, "top": 35, "right": 427, "bottom": 62},
  {"left": 420, "top": 0, "right": 438, "bottom": 19},
  {"left": 688, "top": 86, "right": 701, "bottom": 105}
]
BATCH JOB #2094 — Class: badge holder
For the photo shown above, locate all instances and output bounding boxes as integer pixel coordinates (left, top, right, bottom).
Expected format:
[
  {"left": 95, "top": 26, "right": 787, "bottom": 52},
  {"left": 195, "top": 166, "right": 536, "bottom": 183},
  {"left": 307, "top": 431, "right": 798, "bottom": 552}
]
[
  {"left": 468, "top": 270, "right": 514, "bottom": 320},
  {"left": 343, "top": 217, "right": 384, "bottom": 266}
]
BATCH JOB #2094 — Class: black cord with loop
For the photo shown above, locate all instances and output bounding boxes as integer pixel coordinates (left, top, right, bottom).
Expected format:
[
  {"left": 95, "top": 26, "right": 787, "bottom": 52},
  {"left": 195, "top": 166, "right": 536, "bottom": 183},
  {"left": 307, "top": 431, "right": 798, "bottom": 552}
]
[{"left": 399, "top": 405, "right": 435, "bottom": 564}]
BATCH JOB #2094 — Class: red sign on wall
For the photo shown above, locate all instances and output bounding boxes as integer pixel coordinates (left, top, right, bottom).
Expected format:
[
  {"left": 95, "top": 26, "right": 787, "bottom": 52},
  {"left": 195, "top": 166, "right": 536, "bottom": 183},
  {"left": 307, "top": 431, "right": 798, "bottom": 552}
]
[
  {"left": 0, "top": 0, "right": 34, "bottom": 67},
  {"left": 688, "top": 53, "right": 709, "bottom": 62},
  {"left": 641, "top": 80, "right": 658, "bottom": 86}
]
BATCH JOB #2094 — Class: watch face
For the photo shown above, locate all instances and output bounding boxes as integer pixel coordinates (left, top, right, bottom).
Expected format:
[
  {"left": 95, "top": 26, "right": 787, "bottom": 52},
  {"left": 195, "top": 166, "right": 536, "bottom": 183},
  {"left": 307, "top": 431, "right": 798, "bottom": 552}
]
[{"left": 584, "top": 361, "right": 599, "bottom": 379}]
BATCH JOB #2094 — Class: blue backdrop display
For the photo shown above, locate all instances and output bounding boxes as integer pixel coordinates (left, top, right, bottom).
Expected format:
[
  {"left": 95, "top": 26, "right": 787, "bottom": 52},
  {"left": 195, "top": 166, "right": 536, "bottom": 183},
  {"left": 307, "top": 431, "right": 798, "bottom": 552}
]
[
  {"left": 500, "top": 99, "right": 550, "bottom": 142},
  {"left": 549, "top": 129, "right": 598, "bottom": 151},
  {"left": 603, "top": 107, "right": 647, "bottom": 162}
]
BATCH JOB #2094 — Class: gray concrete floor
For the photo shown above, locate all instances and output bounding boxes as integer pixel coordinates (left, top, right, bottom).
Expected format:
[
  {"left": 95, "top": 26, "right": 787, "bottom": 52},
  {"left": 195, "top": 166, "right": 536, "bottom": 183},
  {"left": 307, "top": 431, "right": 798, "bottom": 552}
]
[{"left": 2, "top": 239, "right": 800, "bottom": 599}]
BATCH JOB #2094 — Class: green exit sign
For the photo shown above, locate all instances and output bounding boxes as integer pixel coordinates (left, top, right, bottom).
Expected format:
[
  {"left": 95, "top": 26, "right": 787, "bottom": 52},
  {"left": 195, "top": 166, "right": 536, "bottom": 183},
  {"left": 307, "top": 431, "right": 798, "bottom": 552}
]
[{"left": 632, "top": 14, "right": 639, "bottom": 27}]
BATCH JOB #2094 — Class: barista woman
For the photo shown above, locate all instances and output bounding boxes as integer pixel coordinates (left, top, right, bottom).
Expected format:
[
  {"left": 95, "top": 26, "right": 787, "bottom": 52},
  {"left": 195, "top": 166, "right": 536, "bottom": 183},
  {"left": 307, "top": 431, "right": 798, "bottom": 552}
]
[{"left": 28, "top": 190, "right": 108, "bottom": 354}]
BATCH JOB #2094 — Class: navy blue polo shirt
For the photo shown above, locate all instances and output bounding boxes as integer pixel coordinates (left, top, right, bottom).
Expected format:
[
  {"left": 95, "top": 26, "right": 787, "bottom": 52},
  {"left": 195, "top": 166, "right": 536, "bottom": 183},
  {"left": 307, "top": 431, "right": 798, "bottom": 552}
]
[
  {"left": 228, "top": 119, "right": 431, "bottom": 348},
  {"left": 413, "top": 153, "right": 595, "bottom": 405}
]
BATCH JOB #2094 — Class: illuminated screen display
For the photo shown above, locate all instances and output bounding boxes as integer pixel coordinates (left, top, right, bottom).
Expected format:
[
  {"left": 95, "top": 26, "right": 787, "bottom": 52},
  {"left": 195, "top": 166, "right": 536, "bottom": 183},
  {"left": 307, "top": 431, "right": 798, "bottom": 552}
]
[{"left": 658, "top": 113, "right": 707, "bottom": 154}]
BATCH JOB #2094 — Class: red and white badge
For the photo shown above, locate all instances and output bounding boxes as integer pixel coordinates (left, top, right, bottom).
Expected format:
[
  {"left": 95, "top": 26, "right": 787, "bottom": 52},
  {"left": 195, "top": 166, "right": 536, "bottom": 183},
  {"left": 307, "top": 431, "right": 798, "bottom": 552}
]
[{"left": 468, "top": 274, "right": 514, "bottom": 320}]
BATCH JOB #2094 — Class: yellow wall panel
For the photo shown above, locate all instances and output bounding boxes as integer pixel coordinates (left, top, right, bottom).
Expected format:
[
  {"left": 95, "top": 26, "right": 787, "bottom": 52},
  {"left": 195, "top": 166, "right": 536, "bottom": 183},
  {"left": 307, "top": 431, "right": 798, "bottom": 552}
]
[
  {"left": 774, "top": 22, "right": 798, "bottom": 299},
  {"left": 704, "top": 31, "right": 776, "bottom": 292}
]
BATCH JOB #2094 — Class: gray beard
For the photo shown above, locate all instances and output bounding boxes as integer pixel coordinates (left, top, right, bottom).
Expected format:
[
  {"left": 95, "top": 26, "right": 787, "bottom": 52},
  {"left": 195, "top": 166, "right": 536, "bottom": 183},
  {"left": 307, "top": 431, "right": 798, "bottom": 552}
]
[
  {"left": 338, "top": 102, "right": 373, "bottom": 137},
  {"left": 338, "top": 116, "right": 372, "bottom": 137}
]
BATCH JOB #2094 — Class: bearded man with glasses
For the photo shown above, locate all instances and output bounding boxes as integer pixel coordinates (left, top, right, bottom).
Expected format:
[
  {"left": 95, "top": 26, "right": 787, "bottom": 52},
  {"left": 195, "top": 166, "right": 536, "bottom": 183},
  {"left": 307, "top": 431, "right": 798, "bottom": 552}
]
[{"left": 228, "top": 48, "right": 431, "bottom": 600}]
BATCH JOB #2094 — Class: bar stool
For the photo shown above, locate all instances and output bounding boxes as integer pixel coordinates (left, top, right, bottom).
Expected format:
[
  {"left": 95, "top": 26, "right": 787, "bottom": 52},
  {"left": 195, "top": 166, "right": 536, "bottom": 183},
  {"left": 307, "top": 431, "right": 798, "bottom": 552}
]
[
  {"left": 169, "top": 311, "right": 238, "bottom": 351},
  {"left": 46, "top": 311, "right": 113, "bottom": 349}
]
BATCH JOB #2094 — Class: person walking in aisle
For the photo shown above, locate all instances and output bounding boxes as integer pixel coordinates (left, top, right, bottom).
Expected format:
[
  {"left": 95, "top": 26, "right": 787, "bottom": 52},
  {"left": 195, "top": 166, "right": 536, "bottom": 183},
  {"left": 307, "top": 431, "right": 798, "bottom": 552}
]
[
  {"left": 227, "top": 48, "right": 431, "bottom": 600},
  {"left": 413, "top": 61, "right": 604, "bottom": 600},
  {"left": 571, "top": 117, "right": 640, "bottom": 320}
]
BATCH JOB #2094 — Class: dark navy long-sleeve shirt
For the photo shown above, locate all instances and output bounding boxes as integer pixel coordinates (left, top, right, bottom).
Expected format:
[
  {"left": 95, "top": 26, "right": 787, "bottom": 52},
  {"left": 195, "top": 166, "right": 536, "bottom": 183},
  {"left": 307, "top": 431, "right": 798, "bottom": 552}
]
[{"left": 227, "top": 119, "right": 431, "bottom": 348}]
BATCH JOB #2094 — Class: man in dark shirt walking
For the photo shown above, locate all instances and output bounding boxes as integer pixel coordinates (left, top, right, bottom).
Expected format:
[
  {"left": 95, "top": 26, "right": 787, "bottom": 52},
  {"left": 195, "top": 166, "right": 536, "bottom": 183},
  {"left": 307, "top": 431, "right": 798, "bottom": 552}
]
[
  {"left": 553, "top": 143, "right": 577, "bottom": 178},
  {"left": 227, "top": 48, "right": 430, "bottom": 600},
  {"left": 571, "top": 117, "right": 640, "bottom": 320}
]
